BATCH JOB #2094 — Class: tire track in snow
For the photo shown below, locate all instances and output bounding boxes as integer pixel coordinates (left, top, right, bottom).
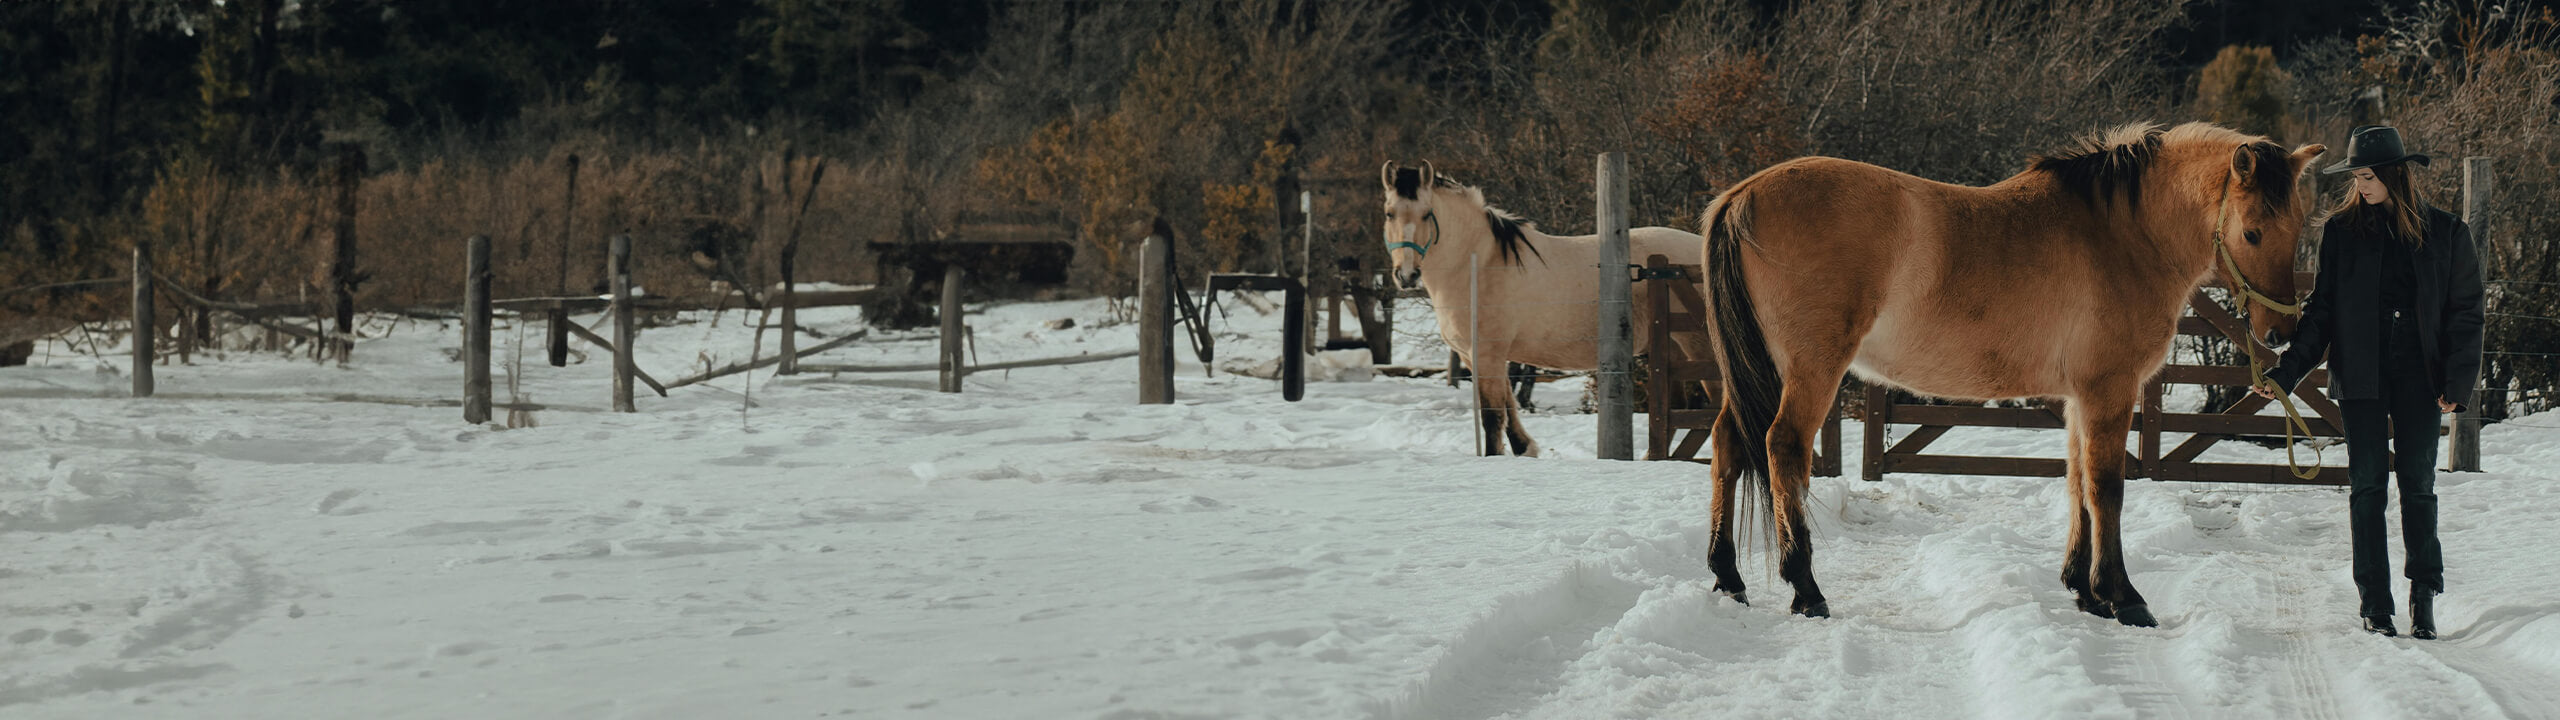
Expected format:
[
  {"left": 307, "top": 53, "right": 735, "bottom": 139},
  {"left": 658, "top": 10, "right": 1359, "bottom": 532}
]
[
  {"left": 1366, "top": 561, "right": 1643, "bottom": 720},
  {"left": 2261, "top": 552, "right": 2346, "bottom": 720}
]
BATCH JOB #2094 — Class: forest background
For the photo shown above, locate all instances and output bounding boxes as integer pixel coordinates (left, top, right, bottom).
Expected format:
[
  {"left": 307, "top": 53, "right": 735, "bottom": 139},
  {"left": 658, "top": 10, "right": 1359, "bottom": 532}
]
[{"left": 2, "top": 0, "right": 2555, "bottom": 413}]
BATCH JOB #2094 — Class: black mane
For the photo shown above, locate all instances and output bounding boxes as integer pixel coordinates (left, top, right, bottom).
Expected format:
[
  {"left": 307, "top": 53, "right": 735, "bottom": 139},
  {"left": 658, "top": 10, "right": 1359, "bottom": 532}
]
[
  {"left": 2028, "top": 125, "right": 2165, "bottom": 210},
  {"left": 1485, "top": 209, "right": 1542, "bottom": 265}
]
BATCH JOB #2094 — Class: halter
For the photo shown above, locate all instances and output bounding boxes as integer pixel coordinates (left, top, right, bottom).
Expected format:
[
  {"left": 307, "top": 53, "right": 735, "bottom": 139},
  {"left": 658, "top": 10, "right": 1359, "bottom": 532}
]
[
  {"left": 1384, "top": 203, "right": 1444, "bottom": 259},
  {"left": 2210, "top": 170, "right": 2322, "bottom": 480}
]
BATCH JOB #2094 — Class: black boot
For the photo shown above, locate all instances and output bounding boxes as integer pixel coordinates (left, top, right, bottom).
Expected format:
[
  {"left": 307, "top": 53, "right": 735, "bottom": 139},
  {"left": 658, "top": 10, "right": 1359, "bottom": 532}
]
[
  {"left": 2410, "top": 590, "right": 2436, "bottom": 640},
  {"left": 2362, "top": 615, "right": 2397, "bottom": 637}
]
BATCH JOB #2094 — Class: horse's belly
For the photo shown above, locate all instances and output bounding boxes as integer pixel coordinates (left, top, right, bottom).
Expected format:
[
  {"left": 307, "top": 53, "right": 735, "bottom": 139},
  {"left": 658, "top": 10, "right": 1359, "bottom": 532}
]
[{"left": 1849, "top": 310, "right": 2060, "bottom": 400}]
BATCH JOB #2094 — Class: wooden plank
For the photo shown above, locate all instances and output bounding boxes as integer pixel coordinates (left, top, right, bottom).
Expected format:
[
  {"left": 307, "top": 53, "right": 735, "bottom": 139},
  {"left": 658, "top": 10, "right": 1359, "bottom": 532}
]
[
  {"left": 1672, "top": 427, "right": 1710, "bottom": 460},
  {"left": 1887, "top": 425, "right": 1952, "bottom": 455},
  {"left": 665, "top": 329, "right": 870, "bottom": 389},
  {"left": 563, "top": 306, "right": 668, "bottom": 397},
  {"left": 966, "top": 350, "right": 1141, "bottom": 374},
  {"left": 2158, "top": 412, "right": 2343, "bottom": 436},
  {"left": 2155, "top": 365, "right": 2328, "bottom": 387},
  {"left": 1886, "top": 454, "right": 2070, "bottom": 478},
  {"left": 1888, "top": 404, "right": 2070, "bottom": 430}
]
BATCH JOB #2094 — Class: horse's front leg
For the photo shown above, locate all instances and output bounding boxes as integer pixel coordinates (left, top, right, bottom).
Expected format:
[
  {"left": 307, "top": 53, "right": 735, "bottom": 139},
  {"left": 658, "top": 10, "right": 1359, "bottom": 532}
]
[
  {"left": 1471, "top": 356, "right": 1513, "bottom": 456},
  {"left": 2072, "top": 391, "right": 2153, "bottom": 626}
]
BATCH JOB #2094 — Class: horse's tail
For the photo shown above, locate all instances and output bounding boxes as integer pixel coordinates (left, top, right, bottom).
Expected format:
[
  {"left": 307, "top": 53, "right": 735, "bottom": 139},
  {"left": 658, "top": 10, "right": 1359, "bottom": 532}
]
[{"left": 1703, "top": 189, "right": 1783, "bottom": 549}]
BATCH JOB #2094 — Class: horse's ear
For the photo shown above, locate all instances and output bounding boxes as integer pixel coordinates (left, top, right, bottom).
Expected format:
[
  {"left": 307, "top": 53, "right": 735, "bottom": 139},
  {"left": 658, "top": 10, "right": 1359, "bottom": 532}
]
[
  {"left": 2230, "top": 145, "right": 2258, "bottom": 180},
  {"left": 1420, "top": 160, "right": 1436, "bottom": 188},
  {"left": 2289, "top": 144, "right": 2328, "bottom": 175},
  {"left": 1381, "top": 161, "right": 1398, "bottom": 190}
]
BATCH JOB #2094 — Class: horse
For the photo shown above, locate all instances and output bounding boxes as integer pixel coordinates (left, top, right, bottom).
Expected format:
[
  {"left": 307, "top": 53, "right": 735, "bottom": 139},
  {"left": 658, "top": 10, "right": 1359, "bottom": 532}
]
[
  {"left": 1698, "top": 123, "right": 2325, "bottom": 625},
  {"left": 1380, "top": 161, "right": 1706, "bottom": 457}
]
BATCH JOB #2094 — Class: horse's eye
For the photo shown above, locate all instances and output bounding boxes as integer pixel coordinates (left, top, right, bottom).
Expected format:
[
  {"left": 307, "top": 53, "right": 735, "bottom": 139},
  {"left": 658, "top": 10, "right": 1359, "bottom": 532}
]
[{"left": 2244, "top": 230, "right": 2263, "bottom": 246}]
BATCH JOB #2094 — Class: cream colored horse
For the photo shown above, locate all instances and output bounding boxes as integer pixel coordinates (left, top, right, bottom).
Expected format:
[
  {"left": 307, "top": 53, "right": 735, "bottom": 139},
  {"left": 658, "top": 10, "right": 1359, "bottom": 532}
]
[
  {"left": 1381, "top": 161, "right": 1705, "bottom": 457},
  {"left": 1700, "top": 123, "right": 2324, "bottom": 625}
]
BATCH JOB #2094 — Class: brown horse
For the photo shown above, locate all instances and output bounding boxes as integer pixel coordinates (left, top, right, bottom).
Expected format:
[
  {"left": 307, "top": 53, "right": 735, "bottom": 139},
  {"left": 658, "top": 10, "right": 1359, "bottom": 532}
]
[
  {"left": 1381, "top": 161, "right": 1705, "bottom": 457},
  {"left": 1701, "top": 123, "right": 2325, "bottom": 625}
]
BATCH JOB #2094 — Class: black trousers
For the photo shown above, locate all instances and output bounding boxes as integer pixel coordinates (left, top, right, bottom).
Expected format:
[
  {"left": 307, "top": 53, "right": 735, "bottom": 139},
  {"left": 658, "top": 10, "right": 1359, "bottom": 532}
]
[{"left": 2338, "top": 312, "right": 2444, "bottom": 618}]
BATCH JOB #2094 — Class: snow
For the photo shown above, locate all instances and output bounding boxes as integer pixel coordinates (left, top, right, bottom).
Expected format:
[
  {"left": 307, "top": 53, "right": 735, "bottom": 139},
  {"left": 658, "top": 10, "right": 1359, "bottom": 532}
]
[{"left": 4, "top": 296, "right": 2559, "bottom": 719}]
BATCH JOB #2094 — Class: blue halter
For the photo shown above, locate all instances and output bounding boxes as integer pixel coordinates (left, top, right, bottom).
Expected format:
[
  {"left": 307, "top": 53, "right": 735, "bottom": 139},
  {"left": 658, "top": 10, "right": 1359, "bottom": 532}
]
[{"left": 1384, "top": 208, "right": 1443, "bottom": 259}]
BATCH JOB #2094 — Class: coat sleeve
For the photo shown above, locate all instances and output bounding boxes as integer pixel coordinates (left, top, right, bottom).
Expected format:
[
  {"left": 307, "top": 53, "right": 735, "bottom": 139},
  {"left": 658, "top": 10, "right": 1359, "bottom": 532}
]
[
  {"left": 2439, "top": 221, "right": 2486, "bottom": 411},
  {"left": 2268, "top": 223, "right": 2340, "bottom": 393}
]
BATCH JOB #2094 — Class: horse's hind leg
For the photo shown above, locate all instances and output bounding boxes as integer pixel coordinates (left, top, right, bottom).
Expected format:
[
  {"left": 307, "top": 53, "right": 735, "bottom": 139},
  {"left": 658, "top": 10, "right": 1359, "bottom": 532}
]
[
  {"left": 1770, "top": 368, "right": 1847, "bottom": 618},
  {"left": 1502, "top": 400, "right": 1541, "bottom": 457},
  {"left": 1707, "top": 404, "right": 1748, "bottom": 604},
  {"left": 2062, "top": 426, "right": 2109, "bottom": 618},
  {"left": 2071, "top": 387, "right": 2153, "bottom": 626}
]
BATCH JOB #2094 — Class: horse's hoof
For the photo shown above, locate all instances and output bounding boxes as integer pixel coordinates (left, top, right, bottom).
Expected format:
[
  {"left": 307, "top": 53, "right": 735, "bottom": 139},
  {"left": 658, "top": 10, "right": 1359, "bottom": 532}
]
[
  {"left": 1793, "top": 600, "right": 1829, "bottom": 618},
  {"left": 1716, "top": 587, "right": 1748, "bottom": 606},
  {"left": 2114, "top": 604, "right": 2157, "bottom": 628},
  {"left": 2077, "top": 597, "right": 2116, "bottom": 619}
]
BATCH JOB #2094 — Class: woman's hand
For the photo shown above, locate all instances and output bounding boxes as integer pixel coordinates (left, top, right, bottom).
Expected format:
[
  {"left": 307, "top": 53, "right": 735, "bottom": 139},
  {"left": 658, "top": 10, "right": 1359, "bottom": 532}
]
[
  {"left": 2252, "top": 385, "right": 2280, "bottom": 401},
  {"left": 2438, "top": 397, "right": 2460, "bottom": 414}
]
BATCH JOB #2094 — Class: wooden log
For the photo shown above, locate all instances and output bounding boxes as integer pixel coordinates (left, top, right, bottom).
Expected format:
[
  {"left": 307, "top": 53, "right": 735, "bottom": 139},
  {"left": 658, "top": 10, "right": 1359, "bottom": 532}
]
[
  {"left": 2451, "top": 156, "right": 2490, "bottom": 472},
  {"left": 1595, "top": 152, "right": 1634, "bottom": 461},
  {"left": 464, "top": 235, "right": 492, "bottom": 424},
  {"left": 939, "top": 264, "right": 964, "bottom": 393},
  {"left": 132, "top": 246, "right": 153, "bottom": 398},
  {"left": 1139, "top": 233, "right": 1173, "bottom": 404},
  {"left": 666, "top": 329, "right": 868, "bottom": 388},
  {"left": 968, "top": 350, "right": 1142, "bottom": 373},
  {"left": 610, "top": 235, "right": 634, "bottom": 412},
  {"left": 562, "top": 317, "right": 667, "bottom": 396}
]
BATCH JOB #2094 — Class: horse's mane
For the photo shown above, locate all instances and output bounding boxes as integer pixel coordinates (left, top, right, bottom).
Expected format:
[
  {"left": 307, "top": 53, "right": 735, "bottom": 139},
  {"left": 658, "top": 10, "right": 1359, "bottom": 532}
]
[
  {"left": 2026, "top": 121, "right": 2296, "bottom": 213},
  {"left": 1483, "top": 206, "right": 1543, "bottom": 265},
  {"left": 1392, "top": 167, "right": 1543, "bottom": 265}
]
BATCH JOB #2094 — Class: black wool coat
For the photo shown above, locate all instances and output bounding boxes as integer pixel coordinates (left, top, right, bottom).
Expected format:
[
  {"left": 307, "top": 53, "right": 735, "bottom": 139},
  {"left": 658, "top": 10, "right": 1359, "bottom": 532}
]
[{"left": 2268, "top": 204, "right": 2487, "bottom": 410}]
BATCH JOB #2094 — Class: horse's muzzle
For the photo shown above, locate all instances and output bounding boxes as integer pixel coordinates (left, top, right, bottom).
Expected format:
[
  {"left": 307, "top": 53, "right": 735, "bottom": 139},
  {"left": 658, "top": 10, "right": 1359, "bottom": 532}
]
[
  {"left": 2261, "top": 328, "right": 2289, "bottom": 348},
  {"left": 1394, "top": 268, "right": 1421, "bottom": 291}
]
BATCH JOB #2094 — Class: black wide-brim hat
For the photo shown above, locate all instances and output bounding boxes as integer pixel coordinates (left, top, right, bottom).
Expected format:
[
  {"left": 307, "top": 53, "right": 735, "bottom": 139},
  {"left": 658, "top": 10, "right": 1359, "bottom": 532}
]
[{"left": 2322, "top": 125, "right": 2432, "bottom": 174}]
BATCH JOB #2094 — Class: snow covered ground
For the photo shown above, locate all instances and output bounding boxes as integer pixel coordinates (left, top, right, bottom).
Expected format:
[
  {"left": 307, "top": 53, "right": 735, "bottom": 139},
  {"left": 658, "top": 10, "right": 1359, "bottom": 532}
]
[{"left": 5, "top": 296, "right": 2559, "bottom": 719}]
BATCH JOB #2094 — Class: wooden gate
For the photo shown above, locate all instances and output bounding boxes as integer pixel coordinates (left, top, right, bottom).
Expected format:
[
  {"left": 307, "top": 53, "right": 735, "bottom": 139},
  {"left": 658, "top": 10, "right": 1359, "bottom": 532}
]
[
  {"left": 1862, "top": 272, "right": 2348, "bottom": 485},
  {"left": 1641, "top": 255, "right": 1843, "bottom": 475}
]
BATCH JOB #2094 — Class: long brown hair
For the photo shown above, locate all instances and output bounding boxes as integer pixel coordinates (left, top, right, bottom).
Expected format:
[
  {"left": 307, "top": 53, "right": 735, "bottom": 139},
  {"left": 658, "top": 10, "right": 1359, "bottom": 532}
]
[{"left": 2330, "top": 161, "right": 2430, "bottom": 247}]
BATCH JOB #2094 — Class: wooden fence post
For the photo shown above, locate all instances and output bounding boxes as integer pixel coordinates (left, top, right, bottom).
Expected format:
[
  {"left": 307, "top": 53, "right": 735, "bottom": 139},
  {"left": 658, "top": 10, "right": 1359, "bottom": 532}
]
[
  {"left": 329, "top": 143, "right": 363, "bottom": 365},
  {"left": 464, "top": 235, "right": 492, "bottom": 424},
  {"left": 132, "top": 246, "right": 153, "bottom": 398},
  {"left": 1139, "top": 233, "right": 1173, "bottom": 404},
  {"left": 610, "top": 234, "right": 635, "bottom": 412},
  {"left": 2451, "top": 157, "right": 2490, "bottom": 472},
  {"left": 1595, "top": 152, "right": 1635, "bottom": 460},
  {"left": 939, "top": 264, "right": 965, "bottom": 393},
  {"left": 549, "top": 154, "right": 579, "bottom": 367}
]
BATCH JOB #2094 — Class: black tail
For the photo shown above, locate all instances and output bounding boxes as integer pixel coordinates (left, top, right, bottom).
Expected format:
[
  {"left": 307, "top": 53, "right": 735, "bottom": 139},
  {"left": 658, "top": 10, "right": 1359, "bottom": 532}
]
[{"left": 1704, "top": 193, "right": 1783, "bottom": 548}]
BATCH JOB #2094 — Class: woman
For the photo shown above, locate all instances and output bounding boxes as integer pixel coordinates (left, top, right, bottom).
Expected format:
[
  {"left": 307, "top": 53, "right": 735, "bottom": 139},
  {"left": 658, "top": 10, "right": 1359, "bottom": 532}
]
[{"left": 2259, "top": 125, "right": 2485, "bottom": 639}]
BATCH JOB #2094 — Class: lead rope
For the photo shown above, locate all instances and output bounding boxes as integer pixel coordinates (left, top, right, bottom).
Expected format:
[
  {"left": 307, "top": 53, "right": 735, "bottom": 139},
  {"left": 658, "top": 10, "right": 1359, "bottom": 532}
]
[{"left": 2209, "top": 175, "right": 2323, "bottom": 480}]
